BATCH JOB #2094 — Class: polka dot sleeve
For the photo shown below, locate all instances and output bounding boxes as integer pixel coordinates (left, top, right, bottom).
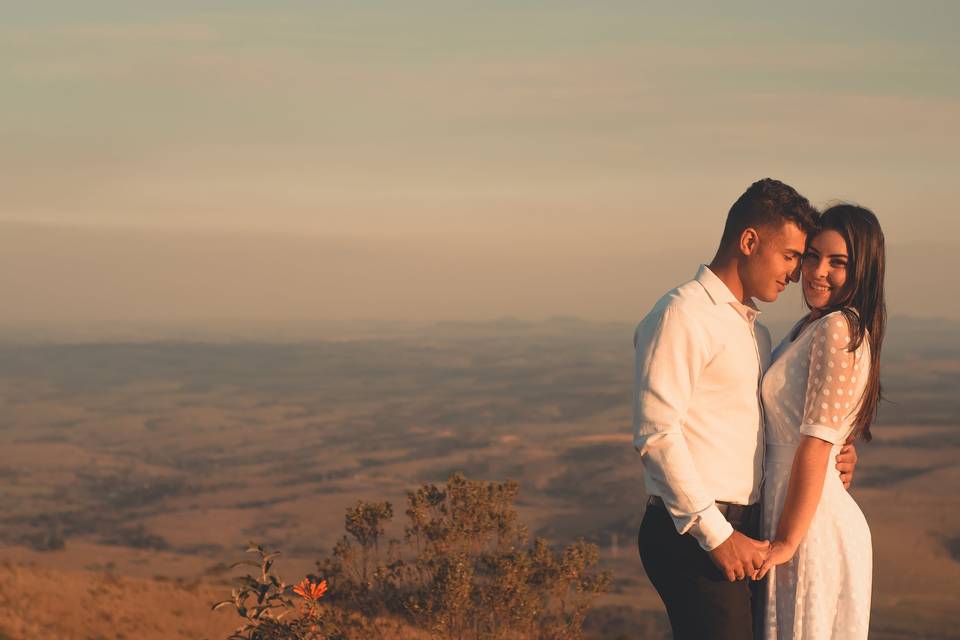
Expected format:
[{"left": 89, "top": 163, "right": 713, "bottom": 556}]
[{"left": 800, "top": 313, "right": 860, "bottom": 444}]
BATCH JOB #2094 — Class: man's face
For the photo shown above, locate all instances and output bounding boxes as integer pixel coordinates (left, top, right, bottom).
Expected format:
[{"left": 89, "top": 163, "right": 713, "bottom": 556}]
[{"left": 742, "top": 222, "right": 807, "bottom": 303}]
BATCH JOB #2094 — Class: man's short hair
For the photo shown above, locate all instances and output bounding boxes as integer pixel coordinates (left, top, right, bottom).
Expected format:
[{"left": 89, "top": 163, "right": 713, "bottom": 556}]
[{"left": 720, "top": 178, "right": 820, "bottom": 248}]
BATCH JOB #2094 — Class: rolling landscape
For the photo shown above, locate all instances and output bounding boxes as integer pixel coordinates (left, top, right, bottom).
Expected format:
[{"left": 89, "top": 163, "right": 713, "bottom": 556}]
[
  {"left": 0, "top": 316, "right": 958, "bottom": 639},
  {"left": 4, "top": 2, "right": 958, "bottom": 638}
]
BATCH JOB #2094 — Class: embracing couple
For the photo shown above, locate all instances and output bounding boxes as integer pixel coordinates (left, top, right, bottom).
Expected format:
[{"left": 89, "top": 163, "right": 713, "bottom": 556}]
[{"left": 633, "top": 178, "right": 885, "bottom": 639}]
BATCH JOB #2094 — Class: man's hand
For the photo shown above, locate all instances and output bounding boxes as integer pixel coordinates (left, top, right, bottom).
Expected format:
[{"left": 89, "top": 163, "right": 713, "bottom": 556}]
[
  {"left": 836, "top": 434, "right": 859, "bottom": 490},
  {"left": 708, "top": 531, "right": 770, "bottom": 582}
]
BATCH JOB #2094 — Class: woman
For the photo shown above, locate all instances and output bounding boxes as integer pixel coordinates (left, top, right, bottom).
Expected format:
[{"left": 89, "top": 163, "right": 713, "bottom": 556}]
[{"left": 755, "top": 204, "right": 886, "bottom": 639}]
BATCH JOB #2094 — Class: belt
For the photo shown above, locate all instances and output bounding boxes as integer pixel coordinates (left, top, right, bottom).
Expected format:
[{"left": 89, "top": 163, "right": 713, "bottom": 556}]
[{"left": 646, "top": 495, "right": 759, "bottom": 525}]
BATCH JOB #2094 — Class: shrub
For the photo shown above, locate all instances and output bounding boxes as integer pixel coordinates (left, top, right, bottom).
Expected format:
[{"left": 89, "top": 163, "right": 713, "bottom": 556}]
[{"left": 215, "top": 474, "right": 611, "bottom": 639}]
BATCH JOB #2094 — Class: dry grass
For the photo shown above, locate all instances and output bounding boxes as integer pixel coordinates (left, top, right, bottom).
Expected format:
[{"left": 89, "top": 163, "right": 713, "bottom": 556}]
[{"left": 0, "top": 561, "right": 236, "bottom": 639}]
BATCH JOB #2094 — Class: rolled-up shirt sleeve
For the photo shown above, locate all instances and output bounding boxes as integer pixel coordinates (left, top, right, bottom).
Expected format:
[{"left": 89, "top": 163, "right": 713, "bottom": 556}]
[{"left": 633, "top": 305, "right": 734, "bottom": 551}]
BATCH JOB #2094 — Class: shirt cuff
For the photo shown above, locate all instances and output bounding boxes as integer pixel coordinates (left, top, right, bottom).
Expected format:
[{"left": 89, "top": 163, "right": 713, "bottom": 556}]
[
  {"left": 690, "top": 504, "right": 735, "bottom": 551},
  {"left": 800, "top": 424, "right": 843, "bottom": 445}
]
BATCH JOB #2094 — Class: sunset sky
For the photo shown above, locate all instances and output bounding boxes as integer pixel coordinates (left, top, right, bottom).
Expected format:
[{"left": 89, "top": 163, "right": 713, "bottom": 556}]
[{"left": 2, "top": 2, "right": 958, "bottom": 338}]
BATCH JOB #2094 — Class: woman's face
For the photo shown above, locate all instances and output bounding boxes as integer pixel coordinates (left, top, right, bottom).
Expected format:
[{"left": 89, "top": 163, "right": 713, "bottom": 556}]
[{"left": 801, "top": 229, "right": 849, "bottom": 309}]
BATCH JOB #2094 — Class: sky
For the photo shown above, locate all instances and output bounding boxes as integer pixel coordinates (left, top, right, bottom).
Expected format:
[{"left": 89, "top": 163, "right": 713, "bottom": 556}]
[{"left": 2, "top": 1, "right": 958, "bottom": 338}]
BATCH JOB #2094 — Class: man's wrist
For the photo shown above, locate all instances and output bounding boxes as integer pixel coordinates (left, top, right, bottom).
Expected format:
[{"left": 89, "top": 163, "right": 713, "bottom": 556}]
[{"left": 694, "top": 505, "right": 734, "bottom": 551}]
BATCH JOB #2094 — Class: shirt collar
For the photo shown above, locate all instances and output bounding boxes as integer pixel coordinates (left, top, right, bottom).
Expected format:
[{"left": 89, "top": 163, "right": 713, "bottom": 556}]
[{"left": 695, "top": 264, "right": 761, "bottom": 323}]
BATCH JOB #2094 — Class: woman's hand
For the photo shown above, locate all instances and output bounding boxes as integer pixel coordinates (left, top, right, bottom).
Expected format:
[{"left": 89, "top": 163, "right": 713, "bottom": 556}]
[{"left": 754, "top": 540, "right": 798, "bottom": 580}]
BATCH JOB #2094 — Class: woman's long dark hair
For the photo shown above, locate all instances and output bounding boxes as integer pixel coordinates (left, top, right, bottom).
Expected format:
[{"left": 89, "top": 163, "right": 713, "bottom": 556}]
[{"left": 797, "top": 204, "right": 886, "bottom": 441}]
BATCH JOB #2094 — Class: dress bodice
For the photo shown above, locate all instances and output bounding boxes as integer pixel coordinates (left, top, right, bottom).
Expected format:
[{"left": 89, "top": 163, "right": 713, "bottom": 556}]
[{"left": 761, "top": 311, "right": 870, "bottom": 449}]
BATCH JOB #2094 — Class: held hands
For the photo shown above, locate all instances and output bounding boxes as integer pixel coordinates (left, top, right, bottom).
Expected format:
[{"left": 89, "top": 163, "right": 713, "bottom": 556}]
[
  {"left": 708, "top": 531, "right": 770, "bottom": 582},
  {"left": 754, "top": 540, "right": 798, "bottom": 580}
]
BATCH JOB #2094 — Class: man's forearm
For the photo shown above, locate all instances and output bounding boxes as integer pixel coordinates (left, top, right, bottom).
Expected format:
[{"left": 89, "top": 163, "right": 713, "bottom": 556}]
[{"left": 637, "top": 429, "right": 732, "bottom": 550}]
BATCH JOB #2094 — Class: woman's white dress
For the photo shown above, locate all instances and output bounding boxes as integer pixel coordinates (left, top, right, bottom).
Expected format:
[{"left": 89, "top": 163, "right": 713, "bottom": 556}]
[{"left": 760, "top": 310, "right": 872, "bottom": 640}]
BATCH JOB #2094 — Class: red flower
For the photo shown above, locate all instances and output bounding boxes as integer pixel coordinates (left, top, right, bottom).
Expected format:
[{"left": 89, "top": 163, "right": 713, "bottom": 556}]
[{"left": 293, "top": 578, "right": 328, "bottom": 601}]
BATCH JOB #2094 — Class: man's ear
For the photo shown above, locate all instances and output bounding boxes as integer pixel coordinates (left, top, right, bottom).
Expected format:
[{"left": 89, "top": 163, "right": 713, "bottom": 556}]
[{"left": 739, "top": 227, "right": 760, "bottom": 256}]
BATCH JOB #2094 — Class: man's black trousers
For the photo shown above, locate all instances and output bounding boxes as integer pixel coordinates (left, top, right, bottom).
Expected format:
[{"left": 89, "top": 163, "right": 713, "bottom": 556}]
[{"left": 638, "top": 503, "right": 760, "bottom": 640}]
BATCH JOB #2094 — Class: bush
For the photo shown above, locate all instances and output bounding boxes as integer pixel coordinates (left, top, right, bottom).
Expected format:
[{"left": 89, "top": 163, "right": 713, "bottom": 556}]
[{"left": 215, "top": 474, "right": 611, "bottom": 639}]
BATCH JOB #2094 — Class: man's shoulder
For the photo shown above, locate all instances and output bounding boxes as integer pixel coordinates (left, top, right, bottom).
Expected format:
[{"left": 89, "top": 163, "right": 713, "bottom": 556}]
[
  {"left": 642, "top": 277, "right": 711, "bottom": 321},
  {"left": 633, "top": 278, "right": 713, "bottom": 345}
]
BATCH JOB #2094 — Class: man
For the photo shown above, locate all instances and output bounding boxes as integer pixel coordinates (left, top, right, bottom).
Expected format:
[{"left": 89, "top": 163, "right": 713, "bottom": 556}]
[{"left": 633, "top": 178, "right": 858, "bottom": 639}]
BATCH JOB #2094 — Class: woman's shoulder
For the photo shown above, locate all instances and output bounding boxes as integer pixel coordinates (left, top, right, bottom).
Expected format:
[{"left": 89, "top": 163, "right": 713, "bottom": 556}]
[
  {"left": 785, "top": 309, "right": 862, "bottom": 349},
  {"left": 811, "top": 308, "right": 871, "bottom": 357},
  {"left": 812, "top": 308, "right": 859, "bottom": 334},
  {"left": 787, "top": 311, "right": 840, "bottom": 342}
]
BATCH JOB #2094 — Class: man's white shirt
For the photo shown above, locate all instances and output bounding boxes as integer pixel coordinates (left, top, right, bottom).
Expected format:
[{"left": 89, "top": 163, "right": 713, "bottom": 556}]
[{"left": 633, "top": 265, "right": 772, "bottom": 551}]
